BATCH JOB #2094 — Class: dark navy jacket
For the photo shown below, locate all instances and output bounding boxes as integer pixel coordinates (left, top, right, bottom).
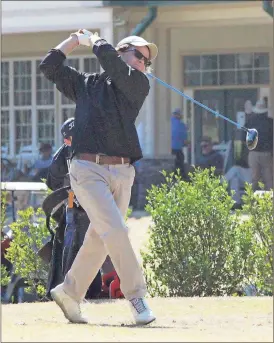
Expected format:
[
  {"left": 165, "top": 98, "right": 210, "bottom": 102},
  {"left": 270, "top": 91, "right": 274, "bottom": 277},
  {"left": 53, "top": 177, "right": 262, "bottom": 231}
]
[{"left": 39, "top": 39, "right": 150, "bottom": 163}]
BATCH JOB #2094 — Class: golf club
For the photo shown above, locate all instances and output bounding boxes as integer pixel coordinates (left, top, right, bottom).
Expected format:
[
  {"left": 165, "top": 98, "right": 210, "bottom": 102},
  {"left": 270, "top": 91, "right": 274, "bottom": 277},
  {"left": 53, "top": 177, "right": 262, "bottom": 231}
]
[{"left": 147, "top": 73, "right": 258, "bottom": 150}]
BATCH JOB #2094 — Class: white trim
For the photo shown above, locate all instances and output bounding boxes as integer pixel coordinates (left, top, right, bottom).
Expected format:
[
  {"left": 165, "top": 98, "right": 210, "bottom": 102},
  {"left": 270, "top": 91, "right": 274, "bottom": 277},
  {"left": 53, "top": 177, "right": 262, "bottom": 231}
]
[
  {"left": 2, "top": 1, "right": 103, "bottom": 12},
  {"left": 182, "top": 89, "right": 195, "bottom": 165},
  {"left": 144, "top": 79, "right": 155, "bottom": 157},
  {"left": 1, "top": 55, "right": 98, "bottom": 62},
  {"left": 9, "top": 61, "right": 15, "bottom": 157},
  {"left": 2, "top": 5, "right": 111, "bottom": 35},
  {"left": 100, "top": 20, "right": 114, "bottom": 73},
  {"left": 31, "top": 60, "right": 37, "bottom": 152}
]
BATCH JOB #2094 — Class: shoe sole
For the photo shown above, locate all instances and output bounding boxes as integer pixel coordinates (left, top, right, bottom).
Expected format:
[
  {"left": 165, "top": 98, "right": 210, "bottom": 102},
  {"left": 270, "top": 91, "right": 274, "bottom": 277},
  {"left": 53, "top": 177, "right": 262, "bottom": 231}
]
[
  {"left": 137, "top": 316, "right": 156, "bottom": 326},
  {"left": 50, "top": 289, "right": 87, "bottom": 324}
]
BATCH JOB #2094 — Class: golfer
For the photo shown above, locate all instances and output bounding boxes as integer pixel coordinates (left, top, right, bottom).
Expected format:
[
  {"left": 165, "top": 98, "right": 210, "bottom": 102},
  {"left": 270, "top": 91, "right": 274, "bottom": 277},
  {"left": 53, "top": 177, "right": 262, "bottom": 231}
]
[{"left": 40, "top": 30, "right": 158, "bottom": 325}]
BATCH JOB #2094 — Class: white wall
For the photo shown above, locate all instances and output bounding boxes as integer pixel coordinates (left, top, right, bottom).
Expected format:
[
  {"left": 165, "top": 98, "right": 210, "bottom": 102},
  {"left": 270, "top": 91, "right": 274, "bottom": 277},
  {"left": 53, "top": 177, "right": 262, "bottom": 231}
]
[{"left": 2, "top": 1, "right": 111, "bottom": 34}]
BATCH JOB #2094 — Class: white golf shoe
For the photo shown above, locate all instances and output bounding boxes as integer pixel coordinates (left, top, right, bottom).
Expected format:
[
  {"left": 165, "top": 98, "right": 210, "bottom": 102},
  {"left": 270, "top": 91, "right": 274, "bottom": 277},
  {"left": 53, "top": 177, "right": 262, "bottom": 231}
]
[
  {"left": 50, "top": 284, "right": 88, "bottom": 324},
  {"left": 129, "top": 298, "right": 156, "bottom": 325}
]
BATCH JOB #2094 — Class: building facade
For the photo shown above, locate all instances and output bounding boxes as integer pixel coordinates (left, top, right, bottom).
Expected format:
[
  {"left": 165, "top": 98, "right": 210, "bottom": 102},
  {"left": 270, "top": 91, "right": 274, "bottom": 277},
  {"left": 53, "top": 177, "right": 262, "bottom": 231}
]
[
  {"left": 1, "top": 1, "right": 113, "bottom": 159},
  {"left": 113, "top": 1, "right": 273, "bottom": 160},
  {"left": 112, "top": 1, "right": 273, "bottom": 207},
  {"left": 1, "top": 1, "right": 273, "bottom": 208}
]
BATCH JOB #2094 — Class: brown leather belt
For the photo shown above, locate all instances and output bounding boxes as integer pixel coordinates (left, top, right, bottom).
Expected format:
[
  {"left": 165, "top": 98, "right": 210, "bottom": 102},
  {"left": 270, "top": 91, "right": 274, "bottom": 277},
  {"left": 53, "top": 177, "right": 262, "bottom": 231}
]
[{"left": 76, "top": 153, "right": 130, "bottom": 165}]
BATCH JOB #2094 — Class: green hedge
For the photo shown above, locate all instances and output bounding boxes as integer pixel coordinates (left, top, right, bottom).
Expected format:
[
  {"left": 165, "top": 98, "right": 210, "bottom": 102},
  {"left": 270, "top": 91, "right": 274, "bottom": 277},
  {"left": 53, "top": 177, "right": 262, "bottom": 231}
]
[{"left": 142, "top": 168, "right": 273, "bottom": 297}]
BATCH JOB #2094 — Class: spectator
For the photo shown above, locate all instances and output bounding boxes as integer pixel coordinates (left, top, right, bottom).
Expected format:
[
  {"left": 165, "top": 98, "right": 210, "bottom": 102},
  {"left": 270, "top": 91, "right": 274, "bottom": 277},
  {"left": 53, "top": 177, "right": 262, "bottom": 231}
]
[
  {"left": 171, "top": 108, "right": 188, "bottom": 178},
  {"left": 245, "top": 99, "right": 273, "bottom": 191},
  {"left": 196, "top": 136, "right": 224, "bottom": 176},
  {"left": 29, "top": 143, "right": 53, "bottom": 182},
  {"left": 1, "top": 158, "right": 17, "bottom": 182},
  {"left": 244, "top": 100, "right": 253, "bottom": 116},
  {"left": 224, "top": 158, "right": 252, "bottom": 209}
]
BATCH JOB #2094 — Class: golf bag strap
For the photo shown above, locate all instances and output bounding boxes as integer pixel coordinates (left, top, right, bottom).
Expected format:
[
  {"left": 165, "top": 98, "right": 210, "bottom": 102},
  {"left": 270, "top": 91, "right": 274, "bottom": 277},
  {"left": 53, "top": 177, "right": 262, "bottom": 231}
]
[
  {"left": 42, "top": 186, "right": 70, "bottom": 236},
  {"left": 42, "top": 186, "right": 70, "bottom": 217}
]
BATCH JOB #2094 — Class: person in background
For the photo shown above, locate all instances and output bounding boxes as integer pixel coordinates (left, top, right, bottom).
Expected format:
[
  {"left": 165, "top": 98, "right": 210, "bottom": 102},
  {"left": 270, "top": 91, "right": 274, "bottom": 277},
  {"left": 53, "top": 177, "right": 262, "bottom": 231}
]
[
  {"left": 244, "top": 100, "right": 253, "bottom": 116},
  {"left": 30, "top": 143, "right": 53, "bottom": 182},
  {"left": 245, "top": 99, "right": 273, "bottom": 191},
  {"left": 171, "top": 108, "right": 188, "bottom": 178},
  {"left": 196, "top": 136, "right": 224, "bottom": 176},
  {"left": 224, "top": 157, "right": 252, "bottom": 209},
  {"left": 46, "top": 119, "right": 74, "bottom": 190},
  {"left": 1, "top": 158, "right": 18, "bottom": 182}
]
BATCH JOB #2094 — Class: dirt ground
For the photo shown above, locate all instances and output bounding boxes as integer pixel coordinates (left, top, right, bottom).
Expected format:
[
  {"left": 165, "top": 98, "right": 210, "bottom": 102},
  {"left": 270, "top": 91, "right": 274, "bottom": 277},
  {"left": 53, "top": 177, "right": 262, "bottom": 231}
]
[
  {"left": 2, "top": 297, "right": 273, "bottom": 342},
  {"left": 2, "top": 211, "right": 273, "bottom": 342}
]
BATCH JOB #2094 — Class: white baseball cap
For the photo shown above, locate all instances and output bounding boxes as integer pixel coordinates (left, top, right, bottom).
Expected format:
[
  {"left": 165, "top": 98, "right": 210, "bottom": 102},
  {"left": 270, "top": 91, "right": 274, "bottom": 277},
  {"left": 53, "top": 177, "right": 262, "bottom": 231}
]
[
  {"left": 116, "top": 35, "right": 158, "bottom": 61},
  {"left": 252, "top": 99, "right": 268, "bottom": 114}
]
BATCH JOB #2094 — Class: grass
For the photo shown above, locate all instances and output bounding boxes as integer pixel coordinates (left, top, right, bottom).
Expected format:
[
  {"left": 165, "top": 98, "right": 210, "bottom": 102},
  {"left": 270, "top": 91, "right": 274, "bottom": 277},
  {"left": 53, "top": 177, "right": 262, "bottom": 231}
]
[
  {"left": 2, "top": 211, "right": 273, "bottom": 342},
  {"left": 2, "top": 297, "right": 273, "bottom": 342}
]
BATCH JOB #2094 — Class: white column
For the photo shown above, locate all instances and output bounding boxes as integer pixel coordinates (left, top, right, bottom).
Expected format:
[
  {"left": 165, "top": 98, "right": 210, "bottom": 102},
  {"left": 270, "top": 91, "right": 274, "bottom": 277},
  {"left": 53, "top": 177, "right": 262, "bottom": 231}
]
[
  {"left": 101, "top": 22, "right": 113, "bottom": 46},
  {"left": 31, "top": 60, "right": 37, "bottom": 155},
  {"left": 100, "top": 9, "right": 113, "bottom": 74},
  {"left": 9, "top": 61, "right": 15, "bottom": 158},
  {"left": 183, "top": 89, "right": 195, "bottom": 165},
  {"left": 143, "top": 78, "right": 155, "bottom": 157}
]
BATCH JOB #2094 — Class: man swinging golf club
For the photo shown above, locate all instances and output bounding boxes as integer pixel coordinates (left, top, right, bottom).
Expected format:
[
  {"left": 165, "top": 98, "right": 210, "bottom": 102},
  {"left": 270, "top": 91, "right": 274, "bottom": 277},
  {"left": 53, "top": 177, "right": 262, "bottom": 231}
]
[{"left": 40, "top": 30, "right": 158, "bottom": 325}]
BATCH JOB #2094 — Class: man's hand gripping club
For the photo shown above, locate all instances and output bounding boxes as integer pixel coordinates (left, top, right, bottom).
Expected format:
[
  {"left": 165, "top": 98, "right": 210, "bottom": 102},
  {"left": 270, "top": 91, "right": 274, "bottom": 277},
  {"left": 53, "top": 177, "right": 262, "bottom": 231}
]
[
  {"left": 55, "top": 29, "right": 102, "bottom": 56},
  {"left": 70, "top": 29, "right": 102, "bottom": 48}
]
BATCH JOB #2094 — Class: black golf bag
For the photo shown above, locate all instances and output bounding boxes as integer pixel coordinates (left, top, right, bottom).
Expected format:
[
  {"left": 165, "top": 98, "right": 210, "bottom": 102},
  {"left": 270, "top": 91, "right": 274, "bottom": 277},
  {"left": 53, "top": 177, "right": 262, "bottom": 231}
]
[{"left": 40, "top": 187, "right": 102, "bottom": 300}]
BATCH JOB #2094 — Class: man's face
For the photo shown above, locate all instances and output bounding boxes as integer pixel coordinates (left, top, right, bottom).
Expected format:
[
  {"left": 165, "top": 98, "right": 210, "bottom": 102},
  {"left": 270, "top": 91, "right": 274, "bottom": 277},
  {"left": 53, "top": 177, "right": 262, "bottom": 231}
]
[
  {"left": 40, "top": 148, "right": 52, "bottom": 158},
  {"left": 200, "top": 141, "right": 212, "bottom": 155},
  {"left": 173, "top": 113, "right": 182, "bottom": 120},
  {"left": 64, "top": 137, "right": 72, "bottom": 147},
  {"left": 244, "top": 101, "right": 252, "bottom": 114},
  {"left": 120, "top": 45, "right": 150, "bottom": 73}
]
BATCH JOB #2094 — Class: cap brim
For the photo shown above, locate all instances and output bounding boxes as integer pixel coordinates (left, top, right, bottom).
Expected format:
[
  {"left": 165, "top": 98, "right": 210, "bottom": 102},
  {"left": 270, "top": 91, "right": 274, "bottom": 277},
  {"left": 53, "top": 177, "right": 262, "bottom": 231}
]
[
  {"left": 252, "top": 107, "right": 268, "bottom": 114},
  {"left": 130, "top": 42, "right": 158, "bottom": 60}
]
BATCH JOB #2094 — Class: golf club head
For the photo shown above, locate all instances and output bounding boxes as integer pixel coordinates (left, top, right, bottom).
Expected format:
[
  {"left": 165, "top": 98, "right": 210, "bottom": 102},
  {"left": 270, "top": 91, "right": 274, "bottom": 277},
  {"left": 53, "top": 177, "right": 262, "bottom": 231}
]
[{"left": 246, "top": 128, "right": 258, "bottom": 150}]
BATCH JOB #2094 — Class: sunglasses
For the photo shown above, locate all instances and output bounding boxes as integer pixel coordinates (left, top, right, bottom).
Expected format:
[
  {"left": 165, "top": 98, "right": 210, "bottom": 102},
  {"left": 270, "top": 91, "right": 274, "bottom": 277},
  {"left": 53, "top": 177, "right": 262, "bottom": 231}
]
[
  {"left": 201, "top": 144, "right": 209, "bottom": 148},
  {"left": 125, "top": 48, "right": 151, "bottom": 67}
]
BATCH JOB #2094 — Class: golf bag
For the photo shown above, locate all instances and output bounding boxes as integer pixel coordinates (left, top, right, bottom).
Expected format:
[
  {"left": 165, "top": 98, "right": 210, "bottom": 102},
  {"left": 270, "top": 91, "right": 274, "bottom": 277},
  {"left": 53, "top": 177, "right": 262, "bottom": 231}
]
[{"left": 40, "top": 187, "right": 102, "bottom": 299}]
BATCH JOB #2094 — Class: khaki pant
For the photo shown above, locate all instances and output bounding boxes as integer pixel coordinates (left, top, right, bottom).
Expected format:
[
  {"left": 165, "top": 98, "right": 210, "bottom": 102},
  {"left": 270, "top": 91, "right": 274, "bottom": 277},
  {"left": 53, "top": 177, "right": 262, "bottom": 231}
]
[
  {"left": 62, "top": 159, "right": 147, "bottom": 302},
  {"left": 248, "top": 151, "right": 273, "bottom": 191}
]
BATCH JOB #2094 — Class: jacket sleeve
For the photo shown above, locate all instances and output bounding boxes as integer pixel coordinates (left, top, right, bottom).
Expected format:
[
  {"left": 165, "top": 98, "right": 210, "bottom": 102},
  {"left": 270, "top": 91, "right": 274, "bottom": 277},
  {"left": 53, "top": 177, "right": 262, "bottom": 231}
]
[
  {"left": 93, "top": 40, "right": 150, "bottom": 104},
  {"left": 39, "top": 49, "right": 87, "bottom": 103}
]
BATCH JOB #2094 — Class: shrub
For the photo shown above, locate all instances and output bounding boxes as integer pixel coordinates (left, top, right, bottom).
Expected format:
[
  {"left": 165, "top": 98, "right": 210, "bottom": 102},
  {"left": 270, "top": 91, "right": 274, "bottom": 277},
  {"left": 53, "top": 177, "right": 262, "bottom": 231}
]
[
  {"left": 142, "top": 168, "right": 256, "bottom": 297},
  {"left": 237, "top": 183, "right": 273, "bottom": 295},
  {"left": 3, "top": 185, "right": 132, "bottom": 301},
  {"left": 5, "top": 206, "right": 50, "bottom": 299}
]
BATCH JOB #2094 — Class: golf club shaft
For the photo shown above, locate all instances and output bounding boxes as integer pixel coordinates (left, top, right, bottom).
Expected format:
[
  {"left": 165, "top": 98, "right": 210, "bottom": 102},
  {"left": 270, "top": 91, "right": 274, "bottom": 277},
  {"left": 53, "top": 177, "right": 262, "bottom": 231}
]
[{"left": 147, "top": 73, "right": 250, "bottom": 133}]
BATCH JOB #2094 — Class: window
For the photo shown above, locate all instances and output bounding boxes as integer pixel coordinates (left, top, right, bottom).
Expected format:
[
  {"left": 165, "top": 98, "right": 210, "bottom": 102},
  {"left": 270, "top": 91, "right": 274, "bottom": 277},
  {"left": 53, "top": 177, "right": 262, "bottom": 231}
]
[
  {"left": 84, "top": 57, "right": 100, "bottom": 74},
  {"left": 1, "top": 110, "right": 10, "bottom": 155},
  {"left": 14, "top": 61, "right": 32, "bottom": 106},
  {"left": 37, "top": 109, "right": 55, "bottom": 145},
  {"left": 1, "top": 62, "right": 10, "bottom": 154},
  {"left": 13, "top": 61, "right": 32, "bottom": 153},
  {"left": 1, "top": 56, "right": 99, "bottom": 158},
  {"left": 183, "top": 52, "right": 270, "bottom": 87},
  {"left": 1, "top": 62, "right": 9, "bottom": 107},
  {"left": 36, "top": 61, "right": 54, "bottom": 105},
  {"left": 36, "top": 60, "right": 55, "bottom": 147},
  {"left": 15, "top": 109, "right": 32, "bottom": 153}
]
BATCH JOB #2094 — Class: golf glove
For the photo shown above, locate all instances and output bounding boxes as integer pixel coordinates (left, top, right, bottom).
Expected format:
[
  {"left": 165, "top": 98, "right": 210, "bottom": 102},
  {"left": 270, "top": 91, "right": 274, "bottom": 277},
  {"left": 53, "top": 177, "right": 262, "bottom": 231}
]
[
  {"left": 70, "top": 30, "right": 91, "bottom": 47},
  {"left": 82, "top": 29, "right": 102, "bottom": 48}
]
